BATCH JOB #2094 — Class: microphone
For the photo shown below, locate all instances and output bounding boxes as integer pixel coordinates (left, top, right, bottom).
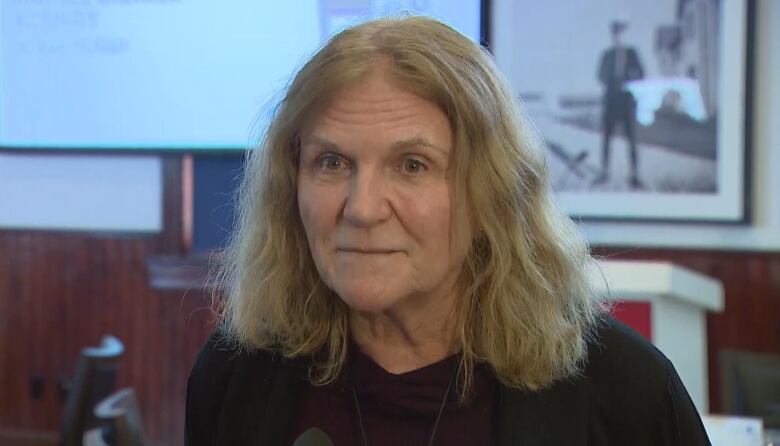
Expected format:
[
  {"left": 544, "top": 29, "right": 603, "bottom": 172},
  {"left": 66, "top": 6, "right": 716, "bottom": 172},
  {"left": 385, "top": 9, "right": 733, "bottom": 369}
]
[{"left": 292, "top": 427, "right": 335, "bottom": 446}]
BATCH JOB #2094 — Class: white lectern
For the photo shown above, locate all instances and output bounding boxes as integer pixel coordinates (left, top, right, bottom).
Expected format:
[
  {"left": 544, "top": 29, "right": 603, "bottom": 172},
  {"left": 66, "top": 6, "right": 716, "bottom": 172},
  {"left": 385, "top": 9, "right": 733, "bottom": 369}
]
[{"left": 591, "top": 260, "right": 725, "bottom": 413}]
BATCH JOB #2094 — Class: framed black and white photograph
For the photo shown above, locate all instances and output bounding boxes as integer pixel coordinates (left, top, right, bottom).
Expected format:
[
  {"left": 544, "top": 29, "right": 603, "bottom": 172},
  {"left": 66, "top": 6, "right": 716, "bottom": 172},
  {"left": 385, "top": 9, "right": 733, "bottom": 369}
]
[{"left": 493, "top": 0, "right": 754, "bottom": 222}]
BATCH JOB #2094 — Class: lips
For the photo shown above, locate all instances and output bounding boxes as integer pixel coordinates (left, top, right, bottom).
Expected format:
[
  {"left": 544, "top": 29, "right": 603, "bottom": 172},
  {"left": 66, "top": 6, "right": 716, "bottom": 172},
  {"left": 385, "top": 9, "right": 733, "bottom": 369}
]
[{"left": 337, "top": 248, "right": 400, "bottom": 254}]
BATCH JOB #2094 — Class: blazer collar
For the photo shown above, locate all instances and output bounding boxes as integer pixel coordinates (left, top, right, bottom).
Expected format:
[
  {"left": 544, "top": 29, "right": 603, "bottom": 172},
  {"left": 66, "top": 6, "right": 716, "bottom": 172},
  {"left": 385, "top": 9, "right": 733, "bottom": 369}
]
[
  {"left": 216, "top": 352, "right": 306, "bottom": 446},
  {"left": 497, "top": 378, "right": 589, "bottom": 445}
]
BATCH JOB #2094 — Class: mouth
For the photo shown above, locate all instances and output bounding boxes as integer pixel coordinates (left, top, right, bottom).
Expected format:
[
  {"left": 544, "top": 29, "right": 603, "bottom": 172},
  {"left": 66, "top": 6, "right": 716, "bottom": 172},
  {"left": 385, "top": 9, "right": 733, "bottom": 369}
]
[{"left": 337, "top": 248, "right": 400, "bottom": 255}]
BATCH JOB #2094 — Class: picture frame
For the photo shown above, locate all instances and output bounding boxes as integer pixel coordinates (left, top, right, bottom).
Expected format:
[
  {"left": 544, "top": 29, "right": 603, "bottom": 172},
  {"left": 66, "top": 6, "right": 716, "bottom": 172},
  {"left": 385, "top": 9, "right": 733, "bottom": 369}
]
[{"left": 493, "top": 0, "right": 754, "bottom": 223}]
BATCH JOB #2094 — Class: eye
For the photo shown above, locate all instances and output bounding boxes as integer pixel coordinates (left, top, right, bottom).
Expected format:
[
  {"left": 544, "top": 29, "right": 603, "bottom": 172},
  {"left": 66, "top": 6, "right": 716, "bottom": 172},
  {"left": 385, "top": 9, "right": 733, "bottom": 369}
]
[
  {"left": 316, "top": 154, "right": 349, "bottom": 172},
  {"left": 399, "top": 157, "right": 428, "bottom": 175}
]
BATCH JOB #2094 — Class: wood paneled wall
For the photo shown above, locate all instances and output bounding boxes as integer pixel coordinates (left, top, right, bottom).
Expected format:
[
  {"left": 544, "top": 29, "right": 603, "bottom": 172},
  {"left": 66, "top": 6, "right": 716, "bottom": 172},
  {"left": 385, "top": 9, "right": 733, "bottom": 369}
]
[
  {"left": 1, "top": 155, "right": 778, "bottom": 444},
  {"left": 0, "top": 156, "right": 214, "bottom": 445}
]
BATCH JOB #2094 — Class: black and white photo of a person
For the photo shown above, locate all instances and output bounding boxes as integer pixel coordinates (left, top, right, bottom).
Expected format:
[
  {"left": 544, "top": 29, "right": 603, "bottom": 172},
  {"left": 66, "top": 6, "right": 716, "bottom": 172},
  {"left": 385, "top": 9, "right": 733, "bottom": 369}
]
[{"left": 593, "top": 20, "right": 645, "bottom": 189}]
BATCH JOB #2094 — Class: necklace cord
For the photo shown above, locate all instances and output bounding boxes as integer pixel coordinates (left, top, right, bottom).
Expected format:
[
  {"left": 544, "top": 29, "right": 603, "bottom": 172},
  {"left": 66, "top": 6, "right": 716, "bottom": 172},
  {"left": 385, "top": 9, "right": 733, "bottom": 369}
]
[
  {"left": 426, "top": 365, "right": 456, "bottom": 446},
  {"left": 351, "top": 386, "right": 369, "bottom": 446}
]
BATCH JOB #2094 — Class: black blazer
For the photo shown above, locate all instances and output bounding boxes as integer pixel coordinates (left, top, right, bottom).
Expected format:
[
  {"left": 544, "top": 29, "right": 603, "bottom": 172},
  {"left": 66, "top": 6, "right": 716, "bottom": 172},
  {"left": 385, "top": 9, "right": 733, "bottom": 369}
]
[{"left": 186, "top": 318, "right": 711, "bottom": 445}]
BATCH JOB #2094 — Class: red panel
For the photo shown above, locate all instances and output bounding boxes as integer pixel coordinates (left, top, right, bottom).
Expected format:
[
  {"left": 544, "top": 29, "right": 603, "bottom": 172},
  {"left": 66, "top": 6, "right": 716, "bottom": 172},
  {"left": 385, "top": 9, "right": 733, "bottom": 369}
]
[{"left": 609, "top": 300, "right": 653, "bottom": 340}]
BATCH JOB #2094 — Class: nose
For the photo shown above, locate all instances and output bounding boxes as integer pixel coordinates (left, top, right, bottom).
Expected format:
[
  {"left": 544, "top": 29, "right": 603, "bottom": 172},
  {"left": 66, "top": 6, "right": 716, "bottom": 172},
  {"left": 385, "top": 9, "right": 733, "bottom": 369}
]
[{"left": 342, "top": 167, "right": 392, "bottom": 227}]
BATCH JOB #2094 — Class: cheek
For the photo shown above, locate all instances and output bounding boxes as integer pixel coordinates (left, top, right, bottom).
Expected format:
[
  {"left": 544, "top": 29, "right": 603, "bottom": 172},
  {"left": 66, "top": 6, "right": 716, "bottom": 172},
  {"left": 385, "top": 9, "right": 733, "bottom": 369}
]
[
  {"left": 297, "top": 183, "right": 323, "bottom": 243},
  {"left": 298, "top": 181, "right": 341, "bottom": 244},
  {"left": 417, "top": 194, "right": 472, "bottom": 266},
  {"left": 403, "top": 189, "right": 455, "bottom": 250},
  {"left": 451, "top": 218, "right": 474, "bottom": 263}
]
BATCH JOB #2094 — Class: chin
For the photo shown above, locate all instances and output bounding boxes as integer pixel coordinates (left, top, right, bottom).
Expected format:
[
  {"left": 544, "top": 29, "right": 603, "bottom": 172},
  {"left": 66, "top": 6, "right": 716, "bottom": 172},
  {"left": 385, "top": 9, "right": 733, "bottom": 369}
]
[{"left": 335, "top": 283, "right": 402, "bottom": 314}]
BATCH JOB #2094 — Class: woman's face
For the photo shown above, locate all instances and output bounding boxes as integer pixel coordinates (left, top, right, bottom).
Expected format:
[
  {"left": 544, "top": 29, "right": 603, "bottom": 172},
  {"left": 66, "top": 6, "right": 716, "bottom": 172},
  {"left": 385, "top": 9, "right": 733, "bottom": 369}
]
[{"left": 297, "top": 66, "right": 473, "bottom": 314}]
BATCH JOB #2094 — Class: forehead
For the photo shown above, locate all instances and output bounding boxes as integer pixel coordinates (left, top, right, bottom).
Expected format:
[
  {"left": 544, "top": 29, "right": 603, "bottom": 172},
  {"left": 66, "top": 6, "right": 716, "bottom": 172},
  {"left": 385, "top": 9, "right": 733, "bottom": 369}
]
[{"left": 301, "top": 66, "right": 453, "bottom": 151}]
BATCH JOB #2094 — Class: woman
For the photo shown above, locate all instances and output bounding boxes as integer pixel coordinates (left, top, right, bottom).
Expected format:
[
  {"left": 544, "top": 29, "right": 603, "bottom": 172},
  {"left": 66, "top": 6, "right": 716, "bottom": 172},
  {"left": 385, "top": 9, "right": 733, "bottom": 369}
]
[{"left": 186, "top": 16, "right": 710, "bottom": 446}]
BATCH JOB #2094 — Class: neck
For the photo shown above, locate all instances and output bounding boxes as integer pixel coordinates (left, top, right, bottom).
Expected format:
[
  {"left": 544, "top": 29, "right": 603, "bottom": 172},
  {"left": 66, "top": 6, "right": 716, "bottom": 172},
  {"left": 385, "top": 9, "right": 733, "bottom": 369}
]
[{"left": 349, "top": 288, "right": 459, "bottom": 374}]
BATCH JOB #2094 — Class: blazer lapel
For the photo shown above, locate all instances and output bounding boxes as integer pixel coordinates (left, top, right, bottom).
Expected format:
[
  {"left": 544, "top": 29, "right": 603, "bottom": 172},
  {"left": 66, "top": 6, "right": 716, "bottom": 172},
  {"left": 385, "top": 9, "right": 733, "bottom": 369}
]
[
  {"left": 257, "top": 357, "right": 303, "bottom": 445},
  {"left": 216, "top": 352, "right": 304, "bottom": 446},
  {"left": 497, "top": 378, "right": 589, "bottom": 445}
]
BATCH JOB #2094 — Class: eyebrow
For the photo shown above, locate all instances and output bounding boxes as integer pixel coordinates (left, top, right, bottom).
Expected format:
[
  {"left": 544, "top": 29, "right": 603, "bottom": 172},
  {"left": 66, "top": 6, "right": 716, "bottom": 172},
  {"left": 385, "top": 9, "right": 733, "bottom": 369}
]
[{"left": 302, "top": 135, "right": 450, "bottom": 157}]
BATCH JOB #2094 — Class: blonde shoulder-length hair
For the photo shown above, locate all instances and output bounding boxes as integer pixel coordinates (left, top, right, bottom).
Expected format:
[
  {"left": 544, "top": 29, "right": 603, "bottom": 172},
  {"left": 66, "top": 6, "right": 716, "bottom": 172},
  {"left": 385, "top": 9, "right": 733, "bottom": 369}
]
[{"left": 214, "top": 15, "right": 604, "bottom": 395}]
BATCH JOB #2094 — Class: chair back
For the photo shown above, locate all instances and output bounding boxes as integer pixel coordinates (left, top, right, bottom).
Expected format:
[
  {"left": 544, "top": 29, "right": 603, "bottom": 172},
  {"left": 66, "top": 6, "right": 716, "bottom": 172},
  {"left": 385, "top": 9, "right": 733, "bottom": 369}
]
[
  {"left": 82, "top": 428, "right": 109, "bottom": 446},
  {"left": 720, "top": 350, "right": 780, "bottom": 428},
  {"left": 90, "top": 388, "right": 146, "bottom": 446},
  {"left": 59, "top": 335, "right": 124, "bottom": 446}
]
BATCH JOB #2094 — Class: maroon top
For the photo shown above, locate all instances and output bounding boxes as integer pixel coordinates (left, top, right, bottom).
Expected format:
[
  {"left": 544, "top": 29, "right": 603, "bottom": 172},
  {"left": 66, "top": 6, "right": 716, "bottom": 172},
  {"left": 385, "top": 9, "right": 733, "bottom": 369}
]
[{"left": 288, "top": 345, "right": 497, "bottom": 446}]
